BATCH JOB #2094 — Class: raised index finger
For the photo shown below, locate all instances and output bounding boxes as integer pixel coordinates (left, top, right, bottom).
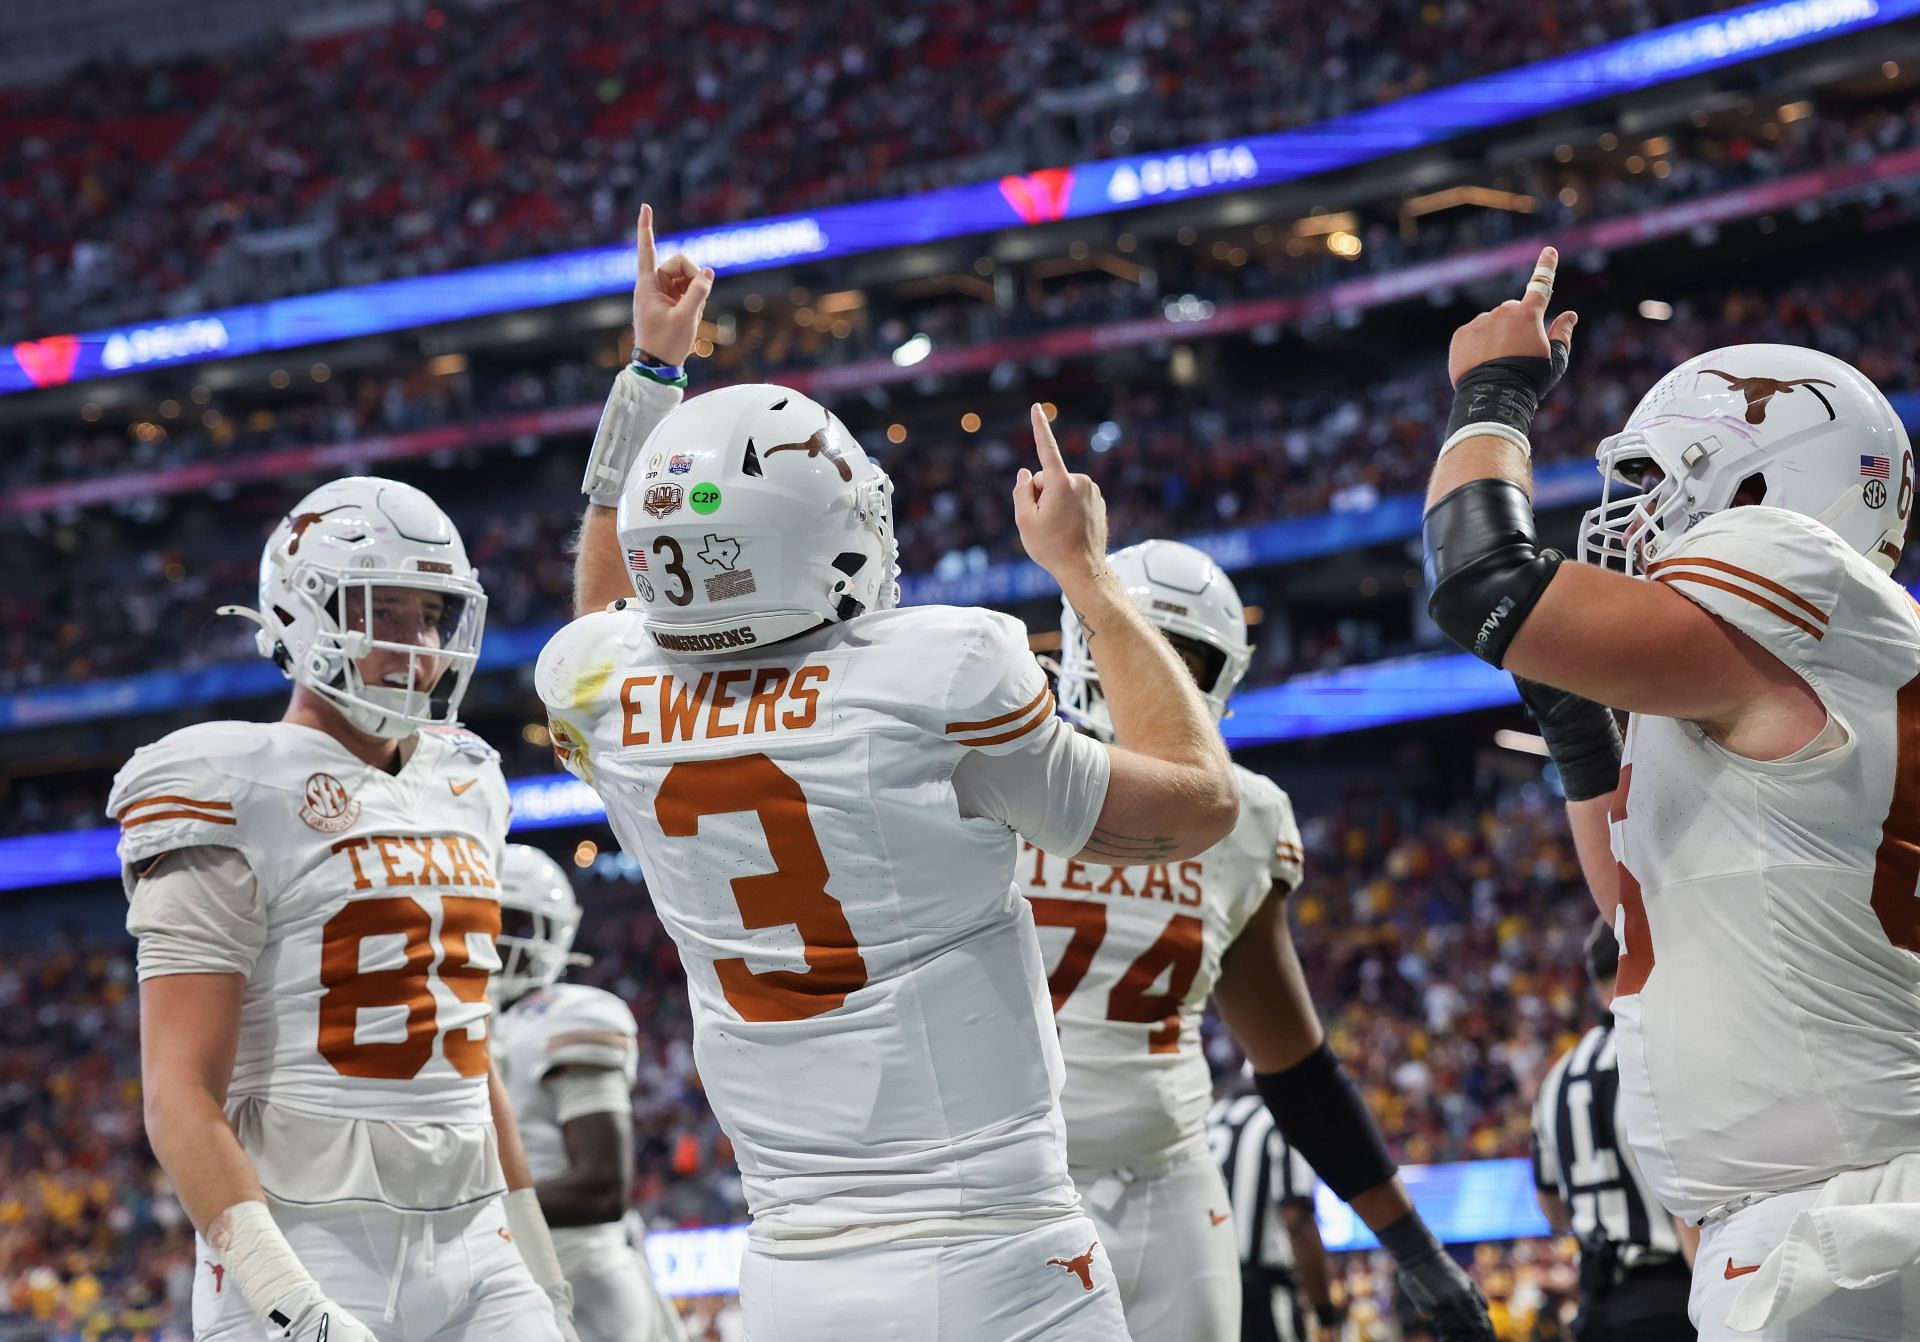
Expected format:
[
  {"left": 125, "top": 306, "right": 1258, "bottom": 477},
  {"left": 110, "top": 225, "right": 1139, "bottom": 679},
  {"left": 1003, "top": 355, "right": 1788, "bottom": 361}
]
[
  {"left": 1522, "top": 245, "right": 1558, "bottom": 312},
  {"left": 1031, "top": 403, "right": 1067, "bottom": 479},
  {"left": 636, "top": 203, "right": 657, "bottom": 278}
]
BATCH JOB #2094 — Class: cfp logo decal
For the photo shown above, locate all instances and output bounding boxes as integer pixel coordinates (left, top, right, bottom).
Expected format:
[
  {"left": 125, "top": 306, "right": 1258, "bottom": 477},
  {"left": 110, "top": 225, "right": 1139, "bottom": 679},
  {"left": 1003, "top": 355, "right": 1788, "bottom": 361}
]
[{"left": 299, "top": 772, "right": 361, "bottom": 833}]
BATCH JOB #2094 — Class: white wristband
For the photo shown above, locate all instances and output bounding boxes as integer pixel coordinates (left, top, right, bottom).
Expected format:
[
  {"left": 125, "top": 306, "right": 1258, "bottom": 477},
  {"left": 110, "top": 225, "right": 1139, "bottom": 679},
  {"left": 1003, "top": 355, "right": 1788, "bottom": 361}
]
[
  {"left": 209, "top": 1200, "right": 325, "bottom": 1333},
  {"left": 1438, "top": 421, "right": 1533, "bottom": 460},
  {"left": 504, "top": 1187, "right": 567, "bottom": 1290},
  {"left": 581, "top": 368, "right": 686, "bottom": 508}
]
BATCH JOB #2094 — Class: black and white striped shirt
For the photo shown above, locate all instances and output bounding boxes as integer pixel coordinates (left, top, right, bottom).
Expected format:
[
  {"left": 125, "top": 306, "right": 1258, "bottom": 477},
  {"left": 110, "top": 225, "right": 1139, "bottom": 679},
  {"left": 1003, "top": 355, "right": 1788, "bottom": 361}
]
[
  {"left": 1532, "top": 1021, "right": 1679, "bottom": 1259},
  {"left": 1207, "top": 1092, "right": 1320, "bottom": 1271}
]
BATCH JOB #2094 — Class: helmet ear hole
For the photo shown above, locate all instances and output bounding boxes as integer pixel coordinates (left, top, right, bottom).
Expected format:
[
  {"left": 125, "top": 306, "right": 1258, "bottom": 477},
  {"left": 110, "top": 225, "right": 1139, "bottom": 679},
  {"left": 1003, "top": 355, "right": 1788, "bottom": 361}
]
[
  {"left": 1735, "top": 472, "right": 1769, "bottom": 505},
  {"left": 830, "top": 552, "right": 869, "bottom": 621}
]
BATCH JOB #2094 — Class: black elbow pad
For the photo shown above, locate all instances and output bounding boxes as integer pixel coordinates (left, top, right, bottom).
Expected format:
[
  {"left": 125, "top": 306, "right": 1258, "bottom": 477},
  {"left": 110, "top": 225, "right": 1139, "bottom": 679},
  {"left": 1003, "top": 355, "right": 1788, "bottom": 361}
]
[{"left": 1422, "top": 479, "right": 1563, "bottom": 667}]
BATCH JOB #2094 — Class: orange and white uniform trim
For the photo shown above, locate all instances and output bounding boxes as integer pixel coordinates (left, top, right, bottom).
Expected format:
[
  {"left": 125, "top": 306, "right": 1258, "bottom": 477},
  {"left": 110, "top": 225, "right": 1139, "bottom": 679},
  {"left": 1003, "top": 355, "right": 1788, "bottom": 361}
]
[
  {"left": 109, "top": 719, "right": 514, "bottom": 1210},
  {"left": 1609, "top": 505, "right": 1920, "bottom": 1225}
]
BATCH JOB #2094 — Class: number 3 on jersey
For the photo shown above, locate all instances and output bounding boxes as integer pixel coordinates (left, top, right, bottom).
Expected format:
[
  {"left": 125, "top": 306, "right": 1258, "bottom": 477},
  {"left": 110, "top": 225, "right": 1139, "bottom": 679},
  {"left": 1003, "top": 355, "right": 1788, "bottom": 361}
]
[
  {"left": 655, "top": 753, "right": 870, "bottom": 1022},
  {"left": 1030, "top": 898, "right": 1204, "bottom": 1053}
]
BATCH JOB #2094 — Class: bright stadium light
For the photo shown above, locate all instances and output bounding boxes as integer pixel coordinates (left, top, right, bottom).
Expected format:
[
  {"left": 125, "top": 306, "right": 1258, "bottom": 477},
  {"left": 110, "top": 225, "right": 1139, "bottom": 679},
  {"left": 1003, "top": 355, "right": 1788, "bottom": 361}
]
[
  {"left": 1639, "top": 300, "right": 1674, "bottom": 321},
  {"left": 891, "top": 333, "right": 933, "bottom": 367},
  {"left": 1494, "top": 730, "right": 1550, "bottom": 756}
]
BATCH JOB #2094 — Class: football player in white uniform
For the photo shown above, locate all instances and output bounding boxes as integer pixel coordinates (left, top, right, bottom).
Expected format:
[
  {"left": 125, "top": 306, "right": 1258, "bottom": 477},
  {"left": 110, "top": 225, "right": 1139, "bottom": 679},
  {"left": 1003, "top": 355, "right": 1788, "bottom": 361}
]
[
  {"left": 1023, "top": 539, "right": 1492, "bottom": 1342},
  {"left": 118, "top": 478, "right": 579, "bottom": 1342},
  {"left": 535, "top": 208, "right": 1240, "bottom": 1341},
  {"left": 1422, "top": 247, "right": 1920, "bottom": 1340},
  {"left": 493, "top": 843, "right": 690, "bottom": 1342}
]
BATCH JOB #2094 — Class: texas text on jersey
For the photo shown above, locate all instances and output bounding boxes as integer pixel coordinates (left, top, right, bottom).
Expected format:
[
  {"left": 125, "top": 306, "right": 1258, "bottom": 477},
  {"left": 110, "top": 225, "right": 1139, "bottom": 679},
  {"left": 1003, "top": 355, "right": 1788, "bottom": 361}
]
[
  {"left": 1019, "top": 764, "right": 1304, "bottom": 1169},
  {"left": 111, "top": 718, "right": 512, "bottom": 1210}
]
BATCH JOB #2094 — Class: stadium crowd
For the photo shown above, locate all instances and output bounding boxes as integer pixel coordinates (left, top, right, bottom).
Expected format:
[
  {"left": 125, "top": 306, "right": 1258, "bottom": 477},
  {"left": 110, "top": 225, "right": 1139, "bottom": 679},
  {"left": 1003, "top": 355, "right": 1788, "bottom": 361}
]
[
  {"left": 4, "top": 255, "right": 1917, "bottom": 710},
  {"left": 0, "top": 774, "right": 1598, "bottom": 1340},
  {"left": 10, "top": 90, "right": 1918, "bottom": 495},
  {"left": 1, "top": 0, "right": 1749, "bottom": 340}
]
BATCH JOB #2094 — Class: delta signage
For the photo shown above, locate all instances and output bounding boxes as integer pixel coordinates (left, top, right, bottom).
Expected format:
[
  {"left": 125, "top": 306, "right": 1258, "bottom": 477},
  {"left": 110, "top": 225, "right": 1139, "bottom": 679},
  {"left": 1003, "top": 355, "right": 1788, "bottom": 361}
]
[{"left": 4, "top": 0, "right": 1909, "bottom": 395}]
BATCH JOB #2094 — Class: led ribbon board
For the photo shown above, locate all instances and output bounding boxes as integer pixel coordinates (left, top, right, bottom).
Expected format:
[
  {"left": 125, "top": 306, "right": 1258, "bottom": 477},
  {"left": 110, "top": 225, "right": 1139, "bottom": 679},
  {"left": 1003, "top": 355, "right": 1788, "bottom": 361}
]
[
  {"left": 637, "top": 1157, "right": 1553, "bottom": 1296},
  {"left": 3, "top": 0, "right": 1909, "bottom": 395}
]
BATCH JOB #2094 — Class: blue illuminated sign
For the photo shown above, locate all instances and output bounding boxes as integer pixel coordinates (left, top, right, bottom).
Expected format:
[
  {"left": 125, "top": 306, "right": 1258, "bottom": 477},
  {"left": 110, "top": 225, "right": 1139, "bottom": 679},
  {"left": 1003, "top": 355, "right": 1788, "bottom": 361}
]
[
  {"left": 0, "top": 649, "right": 1537, "bottom": 893},
  {"left": 611, "top": 1157, "right": 1555, "bottom": 1297},
  {"left": 4, "top": 0, "right": 1908, "bottom": 395}
]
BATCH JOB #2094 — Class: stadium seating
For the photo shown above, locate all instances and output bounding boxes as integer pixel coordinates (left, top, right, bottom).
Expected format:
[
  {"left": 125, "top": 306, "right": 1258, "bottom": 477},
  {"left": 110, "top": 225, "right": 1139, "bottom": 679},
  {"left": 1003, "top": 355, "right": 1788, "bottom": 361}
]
[
  {"left": 1, "top": 0, "right": 1745, "bottom": 342},
  {"left": 4, "top": 259, "right": 1917, "bottom": 709}
]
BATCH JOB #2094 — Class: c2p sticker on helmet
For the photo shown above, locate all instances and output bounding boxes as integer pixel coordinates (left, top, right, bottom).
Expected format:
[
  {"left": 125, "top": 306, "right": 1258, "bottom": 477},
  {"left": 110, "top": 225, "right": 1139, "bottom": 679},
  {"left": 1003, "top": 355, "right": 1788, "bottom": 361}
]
[{"left": 690, "top": 483, "right": 722, "bottom": 515}]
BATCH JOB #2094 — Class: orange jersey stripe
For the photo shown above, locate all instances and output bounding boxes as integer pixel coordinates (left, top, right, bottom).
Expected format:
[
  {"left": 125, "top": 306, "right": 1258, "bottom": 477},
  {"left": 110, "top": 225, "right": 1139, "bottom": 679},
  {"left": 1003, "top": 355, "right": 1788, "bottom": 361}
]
[
  {"left": 117, "top": 793, "right": 234, "bottom": 817},
  {"left": 952, "top": 689, "right": 1056, "bottom": 748},
  {"left": 120, "top": 809, "right": 240, "bottom": 831},
  {"left": 946, "top": 683, "right": 1051, "bottom": 736},
  {"left": 1656, "top": 572, "right": 1825, "bottom": 641},
  {"left": 1645, "top": 555, "right": 1828, "bottom": 624}
]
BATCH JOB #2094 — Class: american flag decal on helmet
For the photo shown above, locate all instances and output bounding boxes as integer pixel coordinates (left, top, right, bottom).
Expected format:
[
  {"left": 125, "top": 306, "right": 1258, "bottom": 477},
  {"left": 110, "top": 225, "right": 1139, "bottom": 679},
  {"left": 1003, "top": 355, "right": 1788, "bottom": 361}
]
[
  {"left": 626, "top": 548, "right": 649, "bottom": 574},
  {"left": 1862, "top": 455, "right": 1891, "bottom": 479}
]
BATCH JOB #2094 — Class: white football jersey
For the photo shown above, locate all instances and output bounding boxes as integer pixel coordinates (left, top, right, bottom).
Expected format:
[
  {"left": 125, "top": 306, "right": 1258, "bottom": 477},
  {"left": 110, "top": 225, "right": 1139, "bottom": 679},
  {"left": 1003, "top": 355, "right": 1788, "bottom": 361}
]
[
  {"left": 110, "top": 721, "right": 512, "bottom": 1128},
  {"left": 496, "top": 982, "right": 641, "bottom": 1184},
  {"left": 1018, "top": 765, "right": 1303, "bottom": 1168},
  {"left": 537, "top": 604, "right": 1104, "bottom": 1241},
  {"left": 1610, "top": 505, "right": 1920, "bottom": 1220}
]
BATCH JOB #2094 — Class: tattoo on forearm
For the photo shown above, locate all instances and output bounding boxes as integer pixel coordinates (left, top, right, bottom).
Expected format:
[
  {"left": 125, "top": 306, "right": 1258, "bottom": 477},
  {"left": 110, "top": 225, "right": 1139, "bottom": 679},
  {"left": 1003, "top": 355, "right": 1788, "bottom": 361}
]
[{"left": 1083, "top": 827, "right": 1178, "bottom": 861}]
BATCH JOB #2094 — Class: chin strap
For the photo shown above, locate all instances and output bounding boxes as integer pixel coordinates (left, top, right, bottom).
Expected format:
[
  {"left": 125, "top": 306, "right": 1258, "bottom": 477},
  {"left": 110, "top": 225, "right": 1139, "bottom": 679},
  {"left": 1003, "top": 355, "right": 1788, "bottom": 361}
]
[{"left": 1812, "top": 479, "right": 1907, "bottom": 573}]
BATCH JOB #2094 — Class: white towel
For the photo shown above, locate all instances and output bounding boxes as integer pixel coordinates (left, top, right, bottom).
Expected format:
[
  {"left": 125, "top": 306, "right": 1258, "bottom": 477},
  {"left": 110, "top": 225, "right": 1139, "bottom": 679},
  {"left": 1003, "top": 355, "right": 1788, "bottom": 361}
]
[{"left": 1728, "top": 1152, "right": 1920, "bottom": 1332}]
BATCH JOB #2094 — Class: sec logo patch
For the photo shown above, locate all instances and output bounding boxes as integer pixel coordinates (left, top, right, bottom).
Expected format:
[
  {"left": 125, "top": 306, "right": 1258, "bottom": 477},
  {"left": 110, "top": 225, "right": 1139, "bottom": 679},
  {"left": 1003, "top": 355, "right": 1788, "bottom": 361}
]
[{"left": 300, "top": 772, "right": 361, "bottom": 833}]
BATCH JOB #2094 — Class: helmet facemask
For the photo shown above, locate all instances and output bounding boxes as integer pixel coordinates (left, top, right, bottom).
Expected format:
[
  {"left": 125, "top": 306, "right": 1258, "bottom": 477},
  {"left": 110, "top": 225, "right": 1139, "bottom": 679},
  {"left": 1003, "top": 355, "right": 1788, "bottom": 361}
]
[
  {"left": 252, "top": 568, "right": 486, "bottom": 739},
  {"left": 1580, "top": 346, "right": 1915, "bottom": 576},
  {"left": 1054, "top": 540, "right": 1253, "bottom": 741},
  {"left": 490, "top": 899, "right": 583, "bottom": 1006},
  {"left": 1580, "top": 432, "right": 1686, "bottom": 574}
]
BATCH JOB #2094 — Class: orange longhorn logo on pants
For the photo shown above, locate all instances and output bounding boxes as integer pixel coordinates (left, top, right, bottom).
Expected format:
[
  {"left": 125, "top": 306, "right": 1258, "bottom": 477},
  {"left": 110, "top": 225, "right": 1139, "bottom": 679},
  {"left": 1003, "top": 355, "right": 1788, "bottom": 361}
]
[{"left": 1045, "top": 1242, "right": 1099, "bottom": 1292}]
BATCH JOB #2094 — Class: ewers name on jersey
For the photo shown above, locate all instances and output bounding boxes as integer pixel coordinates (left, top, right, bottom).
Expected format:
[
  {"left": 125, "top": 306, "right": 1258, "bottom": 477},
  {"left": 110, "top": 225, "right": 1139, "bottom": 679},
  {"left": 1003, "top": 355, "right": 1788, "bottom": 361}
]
[
  {"left": 109, "top": 720, "right": 512, "bottom": 1127},
  {"left": 536, "top": 604, "right": 1105, "bottom": 1241},
  {"left": 1019, "top": 765, "right": 1304, "bottom": 1169},
  {"left": 1607, "top": 505, "right": 1920, "bottom": 1220}
]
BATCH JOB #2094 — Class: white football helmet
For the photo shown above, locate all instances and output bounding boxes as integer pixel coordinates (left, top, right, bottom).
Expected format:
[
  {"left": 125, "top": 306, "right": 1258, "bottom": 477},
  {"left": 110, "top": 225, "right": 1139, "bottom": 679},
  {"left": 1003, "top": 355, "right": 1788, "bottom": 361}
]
[
  {"left": 1579, "top": 344, "right": 1913, "bottom": 575},
  {"left": 220, "top": 477, "right": 487, "bottom": 739},
  {"left": 1056, "top": 539, "right": 1253, "bottom": 742},
  {"left": 492, "top": 843, "right": 586, "bottom": 1006},
  {"left": 613, "top": 384, "right": 899, "bottom": 654}
]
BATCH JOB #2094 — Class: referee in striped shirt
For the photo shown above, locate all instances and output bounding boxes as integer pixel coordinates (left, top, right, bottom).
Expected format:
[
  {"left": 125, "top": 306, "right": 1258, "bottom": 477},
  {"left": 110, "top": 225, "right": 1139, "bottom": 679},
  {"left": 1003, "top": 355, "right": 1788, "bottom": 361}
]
[
  {"left": 1208, "top": 1089, "right": 1341, "bottom": 1342},
  {"left": 1532, "top": 918, "right": 1697, "bottom": 1341}
]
